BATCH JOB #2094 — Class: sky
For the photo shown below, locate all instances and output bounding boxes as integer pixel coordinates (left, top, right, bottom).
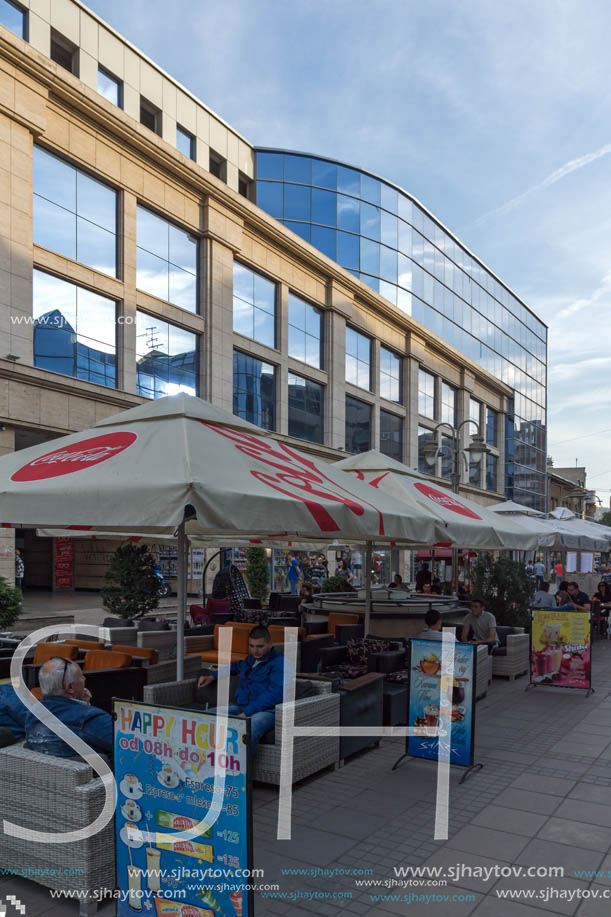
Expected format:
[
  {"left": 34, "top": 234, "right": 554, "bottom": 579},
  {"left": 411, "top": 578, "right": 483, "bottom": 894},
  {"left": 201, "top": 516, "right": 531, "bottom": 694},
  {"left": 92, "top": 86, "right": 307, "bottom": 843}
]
[{"left": 87, "top": 0, "right": 611, "bottom": 508}]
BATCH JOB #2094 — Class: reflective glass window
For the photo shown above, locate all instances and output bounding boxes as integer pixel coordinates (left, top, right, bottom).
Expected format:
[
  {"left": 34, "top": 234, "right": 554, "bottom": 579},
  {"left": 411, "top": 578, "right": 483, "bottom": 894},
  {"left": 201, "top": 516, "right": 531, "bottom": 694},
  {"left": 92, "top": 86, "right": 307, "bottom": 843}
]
[
  {"left": 337, "top": 166, "right": 360, "bottom": 196},
  {"left": 256, "top": 152, "right": 284, "bottom": 180},
  {"left": 176, "top": 125, "right": 195, "bottom": 160},
  {"left": 440, "top": 382, "right": 456, "bottom": 426},
  {"left": 361, "top": 174, "right": 381, "bottom": 205},
  {"left": 256, "top": 181, "right": 283, "bottom": 219},
  {"left": 337, "top": 231, "right": 359, "bottom": 270},
  {"left": 33, "top": 146, "right": 117, "bottom": 277},
  {"left": 338, "top": 194, "right": 360, "bottom": 232},
  {"left": 33, "top": 270, "right": 116, "bottom": 388},
  {"left": 469, "top": 454, "right": 482, "bottom": 487},
  {"left": 379, "top": 280, "right": 397, "bottom": 305},
  {"left": 233, "top": 261, "right": 276, "bottom": 348},
  {"left": 98, "top": 68, "right": 121, "bottom": 107},
  {"left": 288, "top": 373, "right": 324, "bottom": 444},
  {"left": 0, "top": 0, "right": 25, "bottom": 36},
  {"left": 441, "top": 433, "right": 453, "bottom": 481},
  {"left": 283, "top": 220, "right": 311, "bottom": 243},
  {"left": 486, "top": 454, "right": 498, "bottom": 492},
  {"left": 346, "top": 327, "right": 371, "bottom": 390},
  {"left": 381, "top": 210, "right": 398, "bottom": 248},
  {"left": 398, "top": 194, "right": 412, "bottom": 225},
  {"left": 381, "top": 183, "right": 398, "bottom": 214},
  {"left": 346, "top": 396, "right": 371, "bottom": 453},
  {"left": 312, "top": 159, "right": 337, "bottom": 189},
  {"left": 418, "top": 426, "right": 433, "bottom": 474},
  {"left": 310, "top": 226, "right": 335, "bottom": 260},
  {"left": 288, "top": 293, "right": 322, "bottom": 368},
  {"left": 360, "top": 238, "right": 379, "bottom": 277},
  {"left": 284, "top": 184, "right": 310, "bottom": 221},
  {"left": 360, "top": 202, "right": 380, "bottom": 241},
  {"left": 380, "top": 346, "right": 401, "bottom": 402},
  {"left": 380, "top": 410, "right": 402, "bottom": 462},
  {"left": 311, "top": 189, "right": 337, "bottom": 227},
  {"left": 486, "top": 407, "right": 497, "bottom": 446},
  {"left": 284, "top": 155, "right": 311, "bottom": 183},
  {"left": 137, "top": 206, "right": 198, "bottom": 312},
  {"left": 469, "top": 397, "right": 481, "bottom": 431},
  {"left": 380, "top": 245, "right": 397, "bottom": 284},
  {"left": 136, "top": 311, "right": 198, "bottom": 399},
  {"left": 233, "top": 351, "right": 275, "bottom": 431},
  {"left": 418, "top": 368, "right": 435, "bottom": 418}
]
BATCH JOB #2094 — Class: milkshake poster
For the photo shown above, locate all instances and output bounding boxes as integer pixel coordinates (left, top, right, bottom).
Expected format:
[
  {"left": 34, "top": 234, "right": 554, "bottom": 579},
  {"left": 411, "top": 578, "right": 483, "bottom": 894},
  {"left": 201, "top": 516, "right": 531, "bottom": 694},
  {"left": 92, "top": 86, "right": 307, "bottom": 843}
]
[
  {"left": 530, "top": 609, "right": 591, "bottom": 689},
  {"left": 113, "top": 701, "right": 251, "bottom": 917},
  {"left": 407, "top": 639, "right": 475, "bottom": 768}
]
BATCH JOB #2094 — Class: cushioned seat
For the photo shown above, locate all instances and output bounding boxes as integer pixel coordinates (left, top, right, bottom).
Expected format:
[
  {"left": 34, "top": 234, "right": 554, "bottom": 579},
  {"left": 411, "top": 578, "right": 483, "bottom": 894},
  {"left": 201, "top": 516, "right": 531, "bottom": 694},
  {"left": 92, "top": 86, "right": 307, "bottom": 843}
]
[
  {"left": 82, "top": 649, "right": 133, "bottom": 671},
  {"left": 110, "top": 645, "right": 159, "bottom": 664},
  {"left": 33, "top": 643, "right": 79, "bottom": 665},
  {"left": 199, "top": 651, "right": 246, "bottom": 664},
  {"left": 65, "top": 640, "right": 105, "bottom": 652}
]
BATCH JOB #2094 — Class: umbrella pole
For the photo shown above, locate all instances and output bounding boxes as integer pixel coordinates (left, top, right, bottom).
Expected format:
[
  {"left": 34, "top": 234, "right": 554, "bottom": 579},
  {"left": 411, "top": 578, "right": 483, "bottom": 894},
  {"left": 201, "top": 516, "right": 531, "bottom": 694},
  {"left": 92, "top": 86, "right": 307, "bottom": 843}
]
[
  {"left": 176, "top": 520, "right": 186, "bottom": 680},
  {"left": 365, "top": 541, "right": 373, "bottom": 636}
]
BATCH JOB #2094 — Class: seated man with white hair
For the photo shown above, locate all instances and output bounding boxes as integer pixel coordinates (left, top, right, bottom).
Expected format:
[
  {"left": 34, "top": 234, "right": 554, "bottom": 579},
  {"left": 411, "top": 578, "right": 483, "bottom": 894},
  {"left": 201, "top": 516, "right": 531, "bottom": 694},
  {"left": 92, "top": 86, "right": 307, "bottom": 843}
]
[{"left": 24, "top": 656, "right": 112, "bottom": 760}]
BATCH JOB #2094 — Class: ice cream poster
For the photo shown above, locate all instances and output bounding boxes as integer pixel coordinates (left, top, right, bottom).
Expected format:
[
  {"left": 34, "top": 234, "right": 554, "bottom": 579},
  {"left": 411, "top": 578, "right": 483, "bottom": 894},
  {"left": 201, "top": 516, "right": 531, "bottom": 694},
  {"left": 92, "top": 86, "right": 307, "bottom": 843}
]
[
  {"left": 113, "top": 701, "right": 250, "bottom": 917},
  {"left": 530, "top": 609, "right": 591, "bottom": 689},
  {"left": 407, "top": 639, "right": 475, "bottom": 767}
]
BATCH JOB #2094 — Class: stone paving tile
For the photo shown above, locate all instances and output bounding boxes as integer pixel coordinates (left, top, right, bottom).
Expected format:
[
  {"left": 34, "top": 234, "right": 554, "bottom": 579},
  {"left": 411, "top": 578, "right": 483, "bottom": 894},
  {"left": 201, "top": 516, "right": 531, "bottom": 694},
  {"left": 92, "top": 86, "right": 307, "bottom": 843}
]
[
  {"left": 511, "top": 774, "right": 577, "bottom": 796},
  {"left": 568, "top": 783, "right": 611, "bottom": 804},
  {"left": 471, "top": 804, "right": 549, "bottom": 837},
  {"left": 490, "top": 873, "right": 589, "bottom": 915},
  {"left": 492, "top": 788, "right": 563, "bottom": 816},
  {"left": 536, "top": 818, "right": 611, "bottom": 852},
  {"left": 554, "top": 799, "right": 611, "bottom": 828},
  {"left": 515, "top": 837, "right": 604, "bottom": 873},
  {"left": 365, "top": 892, "right": 482, "bottom": 916},
  {"left": 421, "top": 848, "right": 512, "bottom": 893},
  {"left": 575, "top": 894, "right": 611, "bottom": 917},
  {"left": 472, "top": 898, "right": 569, "bottom": 917},
  {"left": 445, "top": 825, "right": 530, "bottom": 861}
]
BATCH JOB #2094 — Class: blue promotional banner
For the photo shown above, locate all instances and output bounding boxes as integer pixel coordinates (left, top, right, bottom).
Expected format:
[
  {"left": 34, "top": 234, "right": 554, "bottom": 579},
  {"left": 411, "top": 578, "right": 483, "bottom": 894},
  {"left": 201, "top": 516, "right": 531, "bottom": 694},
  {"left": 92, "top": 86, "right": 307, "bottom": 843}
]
[
  {"left": 407, "top": 639, "right": 475, "bottom": 767},
  {"left": 114, "top": 700, "right": 251, "bottom": 917}
]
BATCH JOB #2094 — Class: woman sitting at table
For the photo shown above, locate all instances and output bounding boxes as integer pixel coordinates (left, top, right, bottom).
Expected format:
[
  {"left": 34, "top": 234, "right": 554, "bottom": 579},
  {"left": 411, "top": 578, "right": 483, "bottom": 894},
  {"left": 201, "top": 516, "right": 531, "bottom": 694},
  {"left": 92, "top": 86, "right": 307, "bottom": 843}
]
[
  {"left": 555, "top": 590, "right": 575, "bottom": 610},
  {"left": 592, "top": 581, "right": 611, "bottom": 605}
]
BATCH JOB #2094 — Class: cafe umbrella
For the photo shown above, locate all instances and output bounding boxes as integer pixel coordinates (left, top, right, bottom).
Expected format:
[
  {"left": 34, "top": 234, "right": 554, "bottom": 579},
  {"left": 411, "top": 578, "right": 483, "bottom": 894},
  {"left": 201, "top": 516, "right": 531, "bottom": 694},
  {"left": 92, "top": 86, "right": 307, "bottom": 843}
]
[{"left": 0, "top": 394, "right": 448, "bottom": 676}]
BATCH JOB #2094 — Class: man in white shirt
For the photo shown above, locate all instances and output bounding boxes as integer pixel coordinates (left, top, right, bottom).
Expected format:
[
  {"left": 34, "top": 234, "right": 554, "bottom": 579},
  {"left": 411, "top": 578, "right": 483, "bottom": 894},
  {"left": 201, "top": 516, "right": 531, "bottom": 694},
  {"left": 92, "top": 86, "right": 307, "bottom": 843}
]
[
  {"left": 532, "top": 581, "right": 555, "bottom": 608},
  {"left": 419, "top": 609, "right": 456, "bottom": 641}
]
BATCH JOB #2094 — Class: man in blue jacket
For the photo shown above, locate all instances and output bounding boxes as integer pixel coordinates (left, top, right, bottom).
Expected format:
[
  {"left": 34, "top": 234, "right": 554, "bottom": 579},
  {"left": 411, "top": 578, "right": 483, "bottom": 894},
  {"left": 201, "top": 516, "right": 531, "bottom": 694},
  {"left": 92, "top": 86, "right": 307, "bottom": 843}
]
[
  {"left": 0, "top": 685, "right": 28, "bottom": 744},
  {"left": 24, "top": 656, "right": 112, "bottom": 760},
  {"left": 198, "top": 625, "right": 289, "bottom": 755}
]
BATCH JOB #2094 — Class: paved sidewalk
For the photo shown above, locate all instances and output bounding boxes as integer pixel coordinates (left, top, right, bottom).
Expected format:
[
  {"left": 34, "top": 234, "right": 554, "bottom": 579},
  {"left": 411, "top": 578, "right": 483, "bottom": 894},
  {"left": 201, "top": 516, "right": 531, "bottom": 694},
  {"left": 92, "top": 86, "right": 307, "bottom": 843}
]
[{"left": 2, "top": 640, "right": 611, "bottom": 916}]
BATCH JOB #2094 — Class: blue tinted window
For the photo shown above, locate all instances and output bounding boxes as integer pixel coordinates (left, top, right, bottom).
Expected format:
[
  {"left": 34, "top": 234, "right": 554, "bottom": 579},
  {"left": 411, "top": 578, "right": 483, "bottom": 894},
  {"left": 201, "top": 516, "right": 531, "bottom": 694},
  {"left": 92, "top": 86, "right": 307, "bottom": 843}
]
[
  {"left": 381, "top": 211, "right": 397, "bottom": 248},
  {"left": 346, "top": 327, "right": 370, "bottom": 389},
  {"left": 418, "top": 426, "right": 433, "bottom": 474},
  {"left": 256, "top": 152, "right": 284, "bottom": 180},
  {"left": 98, "top": 68, "right": 121, "bottom": 107},
  {"left": 381, "top": 183, "right": 398, "bottom": 214},
  {"left": 233, "top": 350, "right": 275, "bottom": 430},
  {"left": 360, "top": 202, "right": 380, "bottom": 241},
  {"left": 398, "top": 194, "right": 412, "bottom": 225},
  {"left": 380, "top": 245, "right": 397, "bottom": 283},
  {"left": 380, "top": 347, "right": 401, "bottom": 402},
  {"left": 284, "top": 155, "right": 311, "bottom": 183},
  {"left": 256, "top": 181, "right": 283, "bottom": 219},
  {"left": 337, "top": 231, "right": 359, "bottom": 270},
  {"left": 312, "top": 159, "right": 337, "bottom": 190},
  {"left": 288, "top": 293, "right": 322, "bottom": 368},
  {"left": 136, "top": 311, "right": 198, "bottom": 399},
  {"left": 283, "top": 220, "right": 311, "bottom": 243},
  {"left": 337, "top": 166, "right": 360, "bottom": 196},
  {"left": 380, "top": 410, "right": 402, "bottom": 462},
  {"left": 33, "top": 270, "right": 116, "bottom": 388},
  {"left": 136, "top": 205, "right": 197, "bottom": 312},
  {"left": 418, "top": 369, "right": 435, "bottom": 418},
  {"left": 284, "top": 184, "right": 311, "bottom": 221},
  {"left": 33, "top": 146, "right": 117, "bottom": 278},
  {"left": 360, "top": 238, "right": 379, "bottom": 276},
  {"left": 311, "top": 226, "right": 336, "bottom": 260},
  {"left": 361, "top": 174, "right": 381, "bottom": 205},
  {"left": 0, "top": 0, "right": 25, "bottom": 37},
  {"left": 176, "top": 126, "right": 195, "bottom": 160},
  {"left": 486, "top": 454, "right": 498, "bottom": 491},
  {"left": 346, "top": 396, "right": 371, "bottom": 453},
  {"left": 233, "top": 261, "right": 276, "bottom": 347},
  {"left": 311, "top": 189, "right": 337, "bottom": 227},
  {"left": 288, "top": 373, "right": 324, "bottom": 444},
  {"left": 486, "top": 407, "right": 497, "bottom": 446},
  {"left": 338, "top": 194, "right": 360, "bottom": 233},
  {"left": 361, "top": 274, "right": 379, "bottom": 293}
]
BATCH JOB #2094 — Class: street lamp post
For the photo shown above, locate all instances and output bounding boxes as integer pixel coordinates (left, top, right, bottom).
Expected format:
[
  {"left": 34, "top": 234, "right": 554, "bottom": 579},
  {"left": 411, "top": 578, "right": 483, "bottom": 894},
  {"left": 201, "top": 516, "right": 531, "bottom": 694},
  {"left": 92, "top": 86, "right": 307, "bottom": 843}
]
[{"left": 422, "top": 420, "right": 490, "bottom": 592}]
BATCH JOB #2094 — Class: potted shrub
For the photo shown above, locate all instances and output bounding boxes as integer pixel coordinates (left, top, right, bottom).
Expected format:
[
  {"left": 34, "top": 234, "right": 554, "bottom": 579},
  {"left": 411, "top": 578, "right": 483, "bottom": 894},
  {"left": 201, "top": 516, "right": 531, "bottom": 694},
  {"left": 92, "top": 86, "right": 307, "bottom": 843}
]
[
  {"left": 245, "top": 547, "right": 269, "bottom": 602},
  {"left": 101, "top": 544, "right": 160, "bottom": 620},
  {"left": 0, "top": 577, "right": 22, "bottom": 631},
  {"left": 471, "top": 555, "right": 533, "bottom": 629}
]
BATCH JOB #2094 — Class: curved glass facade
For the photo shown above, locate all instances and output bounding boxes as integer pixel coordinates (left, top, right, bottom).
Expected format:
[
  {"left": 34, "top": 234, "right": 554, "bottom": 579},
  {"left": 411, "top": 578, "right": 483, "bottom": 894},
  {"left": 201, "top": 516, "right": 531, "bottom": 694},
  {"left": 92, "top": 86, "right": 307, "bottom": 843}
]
[{"left": 255, "top": 149, "right": 547, "bottom": 510}]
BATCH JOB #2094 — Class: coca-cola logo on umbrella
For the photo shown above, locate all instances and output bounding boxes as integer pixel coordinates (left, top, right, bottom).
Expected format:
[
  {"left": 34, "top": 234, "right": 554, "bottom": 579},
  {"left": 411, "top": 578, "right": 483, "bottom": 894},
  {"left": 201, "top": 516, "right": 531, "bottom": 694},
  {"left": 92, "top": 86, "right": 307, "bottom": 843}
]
[
  {"left": 414, "top": 482, "right": 482, "bottom": 519},
  {"left": 11, "top": 432, "right": 137, "bottom": 482}
]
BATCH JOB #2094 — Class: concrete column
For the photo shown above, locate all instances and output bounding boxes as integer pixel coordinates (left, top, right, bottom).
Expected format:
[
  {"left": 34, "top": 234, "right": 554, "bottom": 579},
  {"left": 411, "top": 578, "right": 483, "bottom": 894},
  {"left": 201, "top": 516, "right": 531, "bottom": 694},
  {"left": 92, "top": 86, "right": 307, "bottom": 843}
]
[
  {"left": 327, "top": 310, "right": 347, "bottom": 451},
  {"left": 276, "top": 283, "right": 289, "bottom": 436},
  {"left": 120, "top": 191, "right": 138, "bottom": 394},
  {"left": 0, "top": 427, "right": 15, "bottom": 584},
  {"left": 204, "top": 238, "right": 235, "bottom": 412},
  {"left": 405, "top": 356, "right": 420, "bottom": 468}
]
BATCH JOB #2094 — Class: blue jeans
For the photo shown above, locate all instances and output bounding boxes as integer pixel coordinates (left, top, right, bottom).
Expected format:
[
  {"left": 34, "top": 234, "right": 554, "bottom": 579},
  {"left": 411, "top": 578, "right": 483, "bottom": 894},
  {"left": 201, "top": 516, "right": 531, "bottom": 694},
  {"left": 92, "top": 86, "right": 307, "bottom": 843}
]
[
  {"left": 289, "top": 580, "right": 299, "bottom": 595},
  {"left": 208, "top": 704, "right": 275, "bottom": 756}
]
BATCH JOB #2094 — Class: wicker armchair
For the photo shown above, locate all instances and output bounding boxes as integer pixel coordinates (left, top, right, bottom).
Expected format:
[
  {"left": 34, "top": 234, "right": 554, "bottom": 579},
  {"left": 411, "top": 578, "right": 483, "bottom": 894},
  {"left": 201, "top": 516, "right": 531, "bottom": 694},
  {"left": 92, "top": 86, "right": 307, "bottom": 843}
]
[
  {"left": 475, "top": 644, "right": 493, "bottom": 699},
  {"left": 143, "top": 678, "right": 339, "bottom": 784},
  {"left": 0, "top": 743, "right": 114, "bottom": 915},
  {"left": 492, "top": 627, "right": 529, "bottom": 680}
]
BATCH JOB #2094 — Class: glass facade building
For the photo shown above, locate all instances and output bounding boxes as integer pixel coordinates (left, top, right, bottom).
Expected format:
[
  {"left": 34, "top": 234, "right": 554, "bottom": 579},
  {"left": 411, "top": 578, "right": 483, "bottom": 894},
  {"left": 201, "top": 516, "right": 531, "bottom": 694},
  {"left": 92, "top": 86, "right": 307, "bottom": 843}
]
[{"left": 255, "top": 149, "right": 547, "bottom": 510}]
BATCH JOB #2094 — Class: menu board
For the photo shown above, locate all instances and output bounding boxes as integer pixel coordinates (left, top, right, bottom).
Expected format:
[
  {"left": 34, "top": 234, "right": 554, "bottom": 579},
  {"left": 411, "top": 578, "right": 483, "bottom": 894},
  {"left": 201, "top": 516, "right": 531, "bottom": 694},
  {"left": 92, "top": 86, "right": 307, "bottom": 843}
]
[
  {"left": 530, "top": 609, "right": 591, "bottom": 689},
  {"left": 53, "top": 537, "right": 74, "bottom": 591},
  {"left": 407, "top": 639, "right": 475, "bottom": 768},
  {"left": 114, "top": 701, "right": 251, "bottom": 917}
]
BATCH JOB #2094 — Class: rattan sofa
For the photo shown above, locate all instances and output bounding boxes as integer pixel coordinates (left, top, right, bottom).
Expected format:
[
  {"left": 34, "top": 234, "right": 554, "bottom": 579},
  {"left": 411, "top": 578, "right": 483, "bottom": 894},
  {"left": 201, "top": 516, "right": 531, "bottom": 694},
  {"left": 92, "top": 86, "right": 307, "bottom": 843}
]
[
  {"left": 143, "top": 677, "right": 339, "bottom": 784},
  {"left": 0, "top": 743, "right": 114, "bottom": 915},
  {"left": 492, "top": 627, "right": 529, "bottom": 680}
]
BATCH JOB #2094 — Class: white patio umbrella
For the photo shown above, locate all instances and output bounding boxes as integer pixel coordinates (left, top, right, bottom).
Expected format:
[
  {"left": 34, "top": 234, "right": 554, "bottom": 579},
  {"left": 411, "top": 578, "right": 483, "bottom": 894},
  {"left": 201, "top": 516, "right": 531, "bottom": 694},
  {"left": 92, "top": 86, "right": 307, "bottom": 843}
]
[
  {"left": 548, "top": 508, "right": 611, "bottom": 548},
  {"left": 0, "top": 395, "right": 447, "bottom": 675},
  {"left": 489, "top": 504, "right": 608, "bottom": 551},
  {"left": 489, "top": 500, "right": 545, "bottom": 516},
  {"left": 334, "top": 450, "right": 541, "bottom": 550}
]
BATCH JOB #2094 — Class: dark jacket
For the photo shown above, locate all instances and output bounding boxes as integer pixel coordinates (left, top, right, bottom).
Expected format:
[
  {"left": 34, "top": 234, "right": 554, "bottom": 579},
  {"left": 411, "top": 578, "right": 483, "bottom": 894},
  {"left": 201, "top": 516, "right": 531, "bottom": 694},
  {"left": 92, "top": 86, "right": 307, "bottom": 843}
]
[
  {"left": 25, "top": 695, "right": 113, "bottom": 758},
  {"left": 212, "top": 649, "right": 288, "bottom": 716},
  {"left": 0, "top": 685, "right": 28, "bottom": 740}
]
